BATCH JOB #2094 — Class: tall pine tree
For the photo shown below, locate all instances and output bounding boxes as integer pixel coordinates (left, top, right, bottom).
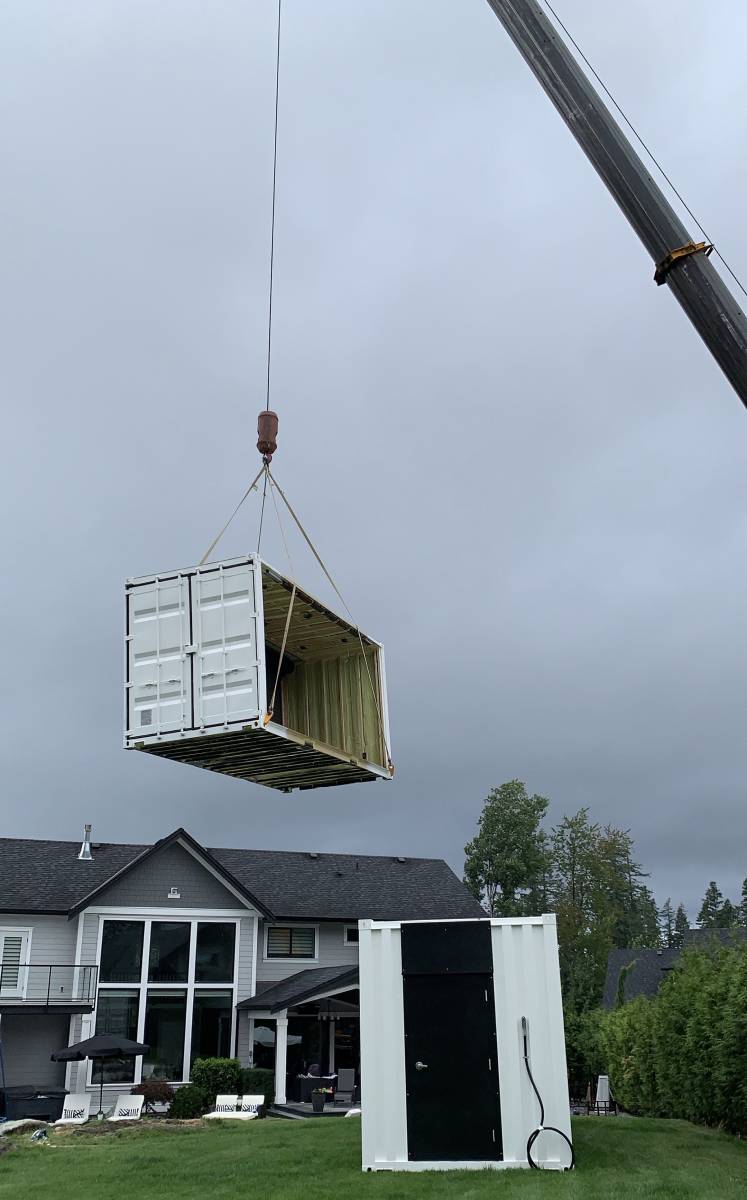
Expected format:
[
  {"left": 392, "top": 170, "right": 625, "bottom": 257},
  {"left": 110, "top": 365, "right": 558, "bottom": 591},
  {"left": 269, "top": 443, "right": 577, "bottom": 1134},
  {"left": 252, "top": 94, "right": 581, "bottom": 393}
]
[
  {"left": 697, "top": 881, "right": 724, "bottom": 928},
  {"left": 660, "top": 898, "right": 675, "bottom": 948},
  {"left": 740, "top": 879, "right": 747, "bottom": 927},
  {"left": 673, "top": 903, "right": 689, "bottom": 948}
]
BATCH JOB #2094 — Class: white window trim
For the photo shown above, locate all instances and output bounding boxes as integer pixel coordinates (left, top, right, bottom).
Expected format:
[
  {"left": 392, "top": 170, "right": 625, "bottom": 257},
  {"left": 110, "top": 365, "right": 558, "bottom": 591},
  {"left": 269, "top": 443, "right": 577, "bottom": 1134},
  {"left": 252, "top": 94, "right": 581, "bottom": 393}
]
[
  {"left": 263, "top": 923, "right": 319, "bottom": 963},
  {"left": 343, "top": 925, "right": 360, "bottom": 946},
  {"left": 0, "top": 926, "right": 32, "bottom": 999},
  {"left": 89, "top": 914, "right": 240, "bottom": 1086}
]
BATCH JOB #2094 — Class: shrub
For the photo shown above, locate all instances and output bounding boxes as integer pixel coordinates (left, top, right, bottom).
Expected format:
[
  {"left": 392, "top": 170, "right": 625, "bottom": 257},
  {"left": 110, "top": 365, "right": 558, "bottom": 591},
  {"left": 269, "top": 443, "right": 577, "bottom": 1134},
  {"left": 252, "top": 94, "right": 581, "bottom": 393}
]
[
  {"left": 599, "top": 943, "right": 747, "bottom": 1135},
  {"left": 239, "top": 1067, "right": 275, "bottom": 1107},
  {"left": 168, "top": 1084, "right": 210, "bottom": 1119},
  {"left": 131, "top": 1080, "right": 174, "bottom": 1113},
  {"left": 191, "top": 1057, "right": 242, "bottom": 1099}
]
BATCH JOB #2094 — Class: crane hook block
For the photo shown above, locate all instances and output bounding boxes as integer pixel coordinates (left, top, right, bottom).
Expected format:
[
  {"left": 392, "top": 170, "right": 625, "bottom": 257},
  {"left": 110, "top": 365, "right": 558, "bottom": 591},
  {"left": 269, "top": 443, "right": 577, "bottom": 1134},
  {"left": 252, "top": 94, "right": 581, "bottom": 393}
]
[{"left": 257, "top": 410, "right": 279, "bottom": 462}]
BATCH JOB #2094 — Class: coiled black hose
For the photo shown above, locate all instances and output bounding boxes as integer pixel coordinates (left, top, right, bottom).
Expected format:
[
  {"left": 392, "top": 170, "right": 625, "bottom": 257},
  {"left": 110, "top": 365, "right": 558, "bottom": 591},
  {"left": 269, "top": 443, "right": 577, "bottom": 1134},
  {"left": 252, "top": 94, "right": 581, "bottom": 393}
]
[{"left": 521, "top": 1016, "right": 575, "bottom": 1171}]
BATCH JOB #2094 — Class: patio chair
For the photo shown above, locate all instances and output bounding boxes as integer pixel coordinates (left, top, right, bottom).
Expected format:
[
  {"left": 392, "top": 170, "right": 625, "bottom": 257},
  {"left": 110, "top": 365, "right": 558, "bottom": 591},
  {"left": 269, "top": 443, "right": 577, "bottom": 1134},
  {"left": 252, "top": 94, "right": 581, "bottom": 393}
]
[
  {"left": 108, "top": 1094, "right": 145, "bottom": 1122},
  {"left": 334, "top": 1068, "right": 355, "bottom": 1106},
  {"left": 239, "top": 1094, "right": 265, "bottom": 1118},
  {"left": 54, "top": 1094, "right": 91, "bottom": 1125},
  {"left": 204, "top": 1095, "right": 256, "bottom": 1120}
]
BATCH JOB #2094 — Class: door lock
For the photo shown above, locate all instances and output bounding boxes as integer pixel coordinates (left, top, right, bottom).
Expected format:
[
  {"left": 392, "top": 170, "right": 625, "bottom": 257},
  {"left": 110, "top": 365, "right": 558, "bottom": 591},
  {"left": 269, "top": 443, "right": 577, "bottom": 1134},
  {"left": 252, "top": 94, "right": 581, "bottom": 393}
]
[{"left": 415, "top": 1061, "right": 428, "bottom": 1071}]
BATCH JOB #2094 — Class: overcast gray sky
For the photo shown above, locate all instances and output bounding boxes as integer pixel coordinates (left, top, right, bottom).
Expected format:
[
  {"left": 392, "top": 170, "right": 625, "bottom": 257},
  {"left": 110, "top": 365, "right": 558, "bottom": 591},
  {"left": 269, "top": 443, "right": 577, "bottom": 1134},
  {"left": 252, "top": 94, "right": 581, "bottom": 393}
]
[{"left": 2, "top": 1, "right": 746, "bottom": 921}]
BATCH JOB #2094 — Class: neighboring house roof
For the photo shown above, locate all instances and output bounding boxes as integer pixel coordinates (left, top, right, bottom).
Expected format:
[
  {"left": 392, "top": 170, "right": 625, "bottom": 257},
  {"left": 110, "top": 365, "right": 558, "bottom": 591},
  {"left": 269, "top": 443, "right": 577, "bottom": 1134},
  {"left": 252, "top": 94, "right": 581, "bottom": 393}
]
[
  {"left": 603, "top": 927, "right": 747, "bottom": 1009},
  {"left": 0, "top": 828, "right": 484, "bottom": 922},
  {"left": 238, "top": 965, "right": 359, "bottom": 1013},
  {"left": 602, "top": 948, "right": 681, "bottom": 1009}
]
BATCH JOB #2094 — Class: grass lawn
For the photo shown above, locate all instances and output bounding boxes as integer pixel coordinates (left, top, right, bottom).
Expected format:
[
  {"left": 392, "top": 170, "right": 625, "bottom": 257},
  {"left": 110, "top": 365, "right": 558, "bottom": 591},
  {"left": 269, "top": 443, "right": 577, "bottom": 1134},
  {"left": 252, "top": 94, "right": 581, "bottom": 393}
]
[{"left": 2, "top": 1115, "right": 747, "bottom": 1200}]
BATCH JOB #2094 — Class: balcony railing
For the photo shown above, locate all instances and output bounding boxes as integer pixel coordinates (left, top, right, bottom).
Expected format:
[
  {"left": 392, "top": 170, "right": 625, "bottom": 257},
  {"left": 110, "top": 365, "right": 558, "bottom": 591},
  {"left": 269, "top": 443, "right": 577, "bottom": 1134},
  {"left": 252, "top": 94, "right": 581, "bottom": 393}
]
[{"left": 0, "top": 964, "right": 98, "bottom": 1007}]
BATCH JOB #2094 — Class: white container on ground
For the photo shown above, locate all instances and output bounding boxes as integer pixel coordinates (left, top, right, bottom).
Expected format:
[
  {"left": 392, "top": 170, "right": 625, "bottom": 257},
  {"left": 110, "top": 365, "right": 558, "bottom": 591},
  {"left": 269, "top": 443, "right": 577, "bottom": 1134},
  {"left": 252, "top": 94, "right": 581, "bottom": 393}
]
[
  {"left": 359, "top": 915, "right": 572, "bottom": 1172},
  {"left": 124, "top": 555, "right": 391, "bottom": 792}
]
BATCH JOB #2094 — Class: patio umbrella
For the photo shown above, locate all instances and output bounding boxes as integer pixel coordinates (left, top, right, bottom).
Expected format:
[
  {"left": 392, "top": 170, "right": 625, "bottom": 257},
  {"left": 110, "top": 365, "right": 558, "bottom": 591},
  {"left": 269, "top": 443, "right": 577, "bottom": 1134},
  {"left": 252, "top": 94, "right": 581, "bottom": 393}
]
[{"left": 52, "top": 1034, "right": 149, "bottom": 1117}]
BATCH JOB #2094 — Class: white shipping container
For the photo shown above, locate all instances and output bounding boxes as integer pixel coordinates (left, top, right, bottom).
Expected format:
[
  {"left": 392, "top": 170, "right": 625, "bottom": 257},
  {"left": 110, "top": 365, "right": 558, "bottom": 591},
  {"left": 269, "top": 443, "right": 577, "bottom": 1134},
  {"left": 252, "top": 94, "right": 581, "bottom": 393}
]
[
  {"left": 359, "top": 915, "right": 572, "bottom": 1172},
  {"left": 124, "top": 555, "right": 391, "bottom": 792}
]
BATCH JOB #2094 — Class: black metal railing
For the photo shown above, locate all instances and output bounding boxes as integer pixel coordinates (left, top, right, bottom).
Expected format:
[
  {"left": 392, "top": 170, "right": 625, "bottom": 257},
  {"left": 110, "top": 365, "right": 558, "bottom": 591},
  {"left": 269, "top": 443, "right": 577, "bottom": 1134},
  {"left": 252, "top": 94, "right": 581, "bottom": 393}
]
[{"left": 0, "top": 964, "right": 98, "bottom": 1006}]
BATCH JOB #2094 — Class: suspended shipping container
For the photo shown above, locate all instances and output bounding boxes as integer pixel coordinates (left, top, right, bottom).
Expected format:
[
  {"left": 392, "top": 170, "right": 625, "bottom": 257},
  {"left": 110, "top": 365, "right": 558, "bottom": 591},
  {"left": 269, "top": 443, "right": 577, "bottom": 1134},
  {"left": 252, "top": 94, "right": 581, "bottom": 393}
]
[
  {"left": 124, "top": 555, "right": 391, "bottom": 792},
  {"left": 359, "top": 916, "right": 573, "bottom": 1172}
]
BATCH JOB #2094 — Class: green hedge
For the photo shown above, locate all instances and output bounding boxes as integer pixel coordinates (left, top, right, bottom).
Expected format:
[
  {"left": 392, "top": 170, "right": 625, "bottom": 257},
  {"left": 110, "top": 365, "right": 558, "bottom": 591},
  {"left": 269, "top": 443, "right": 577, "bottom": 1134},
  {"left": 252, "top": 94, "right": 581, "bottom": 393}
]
[
  {"left": 240, "top": 1068, "right": 275, "bottom": 1107},
  {"left": 599, "top": 943, "right": 747, "bottom": 1134},
  {"left": 191, "top": 1058, "right": 242, "bottom": 1097}
]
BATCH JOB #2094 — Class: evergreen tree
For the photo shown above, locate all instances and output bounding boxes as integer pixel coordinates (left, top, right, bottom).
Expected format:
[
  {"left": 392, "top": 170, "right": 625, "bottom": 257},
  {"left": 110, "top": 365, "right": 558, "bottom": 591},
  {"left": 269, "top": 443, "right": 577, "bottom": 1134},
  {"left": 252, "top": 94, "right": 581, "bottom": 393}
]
[
  {"left": 660, "top": 898, "right": 675, "bottom": 948},
  {"left": 463, "top": 780, "right": 549, "bottom": 916},
  {"left": 673, "top": 903, "right": 689, "bottom": 949},
  {"left": 739, "top": 879, "right": 747, "bottom": 927},
  {"left": 697, "top": 881, "right": 724, "bottom": 928},
  {"left": 717, "top": 898, "right": 738, "bottom": 929}
]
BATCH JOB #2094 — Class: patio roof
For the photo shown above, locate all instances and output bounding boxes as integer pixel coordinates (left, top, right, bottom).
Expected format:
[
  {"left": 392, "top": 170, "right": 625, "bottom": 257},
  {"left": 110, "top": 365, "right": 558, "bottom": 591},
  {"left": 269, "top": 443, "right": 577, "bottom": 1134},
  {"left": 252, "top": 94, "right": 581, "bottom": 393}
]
[{"left": 237, "top": 965, "right": 359, "bottom": 1014}]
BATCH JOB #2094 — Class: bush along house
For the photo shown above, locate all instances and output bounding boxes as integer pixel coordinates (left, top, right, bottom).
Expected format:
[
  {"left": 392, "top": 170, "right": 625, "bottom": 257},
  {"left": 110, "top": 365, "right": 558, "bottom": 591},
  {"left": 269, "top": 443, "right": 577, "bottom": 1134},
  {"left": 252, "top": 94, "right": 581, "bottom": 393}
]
[{"left": 0, "top": 825, "right": 482, "bottom": 1115}]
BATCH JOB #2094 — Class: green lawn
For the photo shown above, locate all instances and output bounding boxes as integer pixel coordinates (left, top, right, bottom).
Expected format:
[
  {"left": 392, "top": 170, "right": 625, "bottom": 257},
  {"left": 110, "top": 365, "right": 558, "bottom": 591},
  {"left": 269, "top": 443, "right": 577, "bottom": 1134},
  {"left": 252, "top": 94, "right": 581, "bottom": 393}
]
[{"left": 2, "top": 1116, "right": 747, "bottom": 1200}]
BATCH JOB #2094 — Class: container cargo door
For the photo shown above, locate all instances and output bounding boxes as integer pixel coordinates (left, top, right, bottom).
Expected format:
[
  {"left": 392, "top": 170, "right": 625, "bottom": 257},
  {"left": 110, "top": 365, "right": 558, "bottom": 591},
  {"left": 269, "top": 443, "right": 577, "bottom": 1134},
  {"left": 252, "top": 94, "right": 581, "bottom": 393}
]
[
  {"left": 127, "top": 576, "right": 191, "bottom": 737},
  {"left": 191, "top": 562, "right": 260, "bottom": 728},
  {"left": 401, "top": 922, "right": 501, "bottom": 1163}
]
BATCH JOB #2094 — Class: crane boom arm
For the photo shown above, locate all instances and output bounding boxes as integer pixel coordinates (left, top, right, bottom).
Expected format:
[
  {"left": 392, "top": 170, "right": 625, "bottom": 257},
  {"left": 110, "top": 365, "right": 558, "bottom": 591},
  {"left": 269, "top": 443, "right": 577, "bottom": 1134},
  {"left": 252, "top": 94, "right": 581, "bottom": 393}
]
[{"left": 485, "top": 0, "right": 747, "bottom": 410}]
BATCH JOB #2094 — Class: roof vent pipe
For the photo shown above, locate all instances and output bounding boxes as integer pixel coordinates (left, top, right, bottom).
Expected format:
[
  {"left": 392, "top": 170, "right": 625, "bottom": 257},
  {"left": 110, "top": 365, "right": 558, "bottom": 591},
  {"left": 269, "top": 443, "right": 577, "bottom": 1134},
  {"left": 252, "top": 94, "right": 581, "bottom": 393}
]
[{"left": 78, "top": 824, "right": 93, "bottom": 861}]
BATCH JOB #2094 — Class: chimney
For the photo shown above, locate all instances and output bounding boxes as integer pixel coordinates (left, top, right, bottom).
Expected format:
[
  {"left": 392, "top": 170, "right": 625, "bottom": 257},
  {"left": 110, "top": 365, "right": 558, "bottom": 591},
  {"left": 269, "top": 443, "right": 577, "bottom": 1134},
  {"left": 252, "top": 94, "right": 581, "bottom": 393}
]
[{"left": 78, "top": 824, "right": 93, "bottom": 861}]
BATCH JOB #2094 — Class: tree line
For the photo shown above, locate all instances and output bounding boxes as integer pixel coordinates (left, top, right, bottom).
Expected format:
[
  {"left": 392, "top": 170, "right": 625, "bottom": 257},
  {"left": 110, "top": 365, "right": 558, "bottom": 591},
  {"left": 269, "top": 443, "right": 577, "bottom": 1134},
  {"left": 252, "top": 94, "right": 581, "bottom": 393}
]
[{"left": 463, "top": 779, "right": 745, "bottom": 1011}]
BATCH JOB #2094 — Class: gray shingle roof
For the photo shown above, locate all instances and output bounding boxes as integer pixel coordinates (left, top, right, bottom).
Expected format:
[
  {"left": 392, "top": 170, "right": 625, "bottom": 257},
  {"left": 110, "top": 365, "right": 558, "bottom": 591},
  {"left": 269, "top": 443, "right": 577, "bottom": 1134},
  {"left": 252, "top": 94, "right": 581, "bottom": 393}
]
[
  {"left": 603, "top": 928, "right": 747, "bottom": 1009},
  {"left": 0, "top": 832, "right": 484, "bottom": 922},
  {"left": 602, "top": 948, "right": 681, "bottom": 1009},
  {"left": 238, "top": 966, "right": 358, "bottom": 1012}
]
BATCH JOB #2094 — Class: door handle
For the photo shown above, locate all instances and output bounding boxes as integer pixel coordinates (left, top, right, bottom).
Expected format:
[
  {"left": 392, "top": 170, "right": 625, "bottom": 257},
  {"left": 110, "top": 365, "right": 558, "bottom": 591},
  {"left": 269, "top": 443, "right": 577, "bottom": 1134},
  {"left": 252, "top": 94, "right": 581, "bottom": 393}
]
[{"left": 415, "top": 1061, "right": 428, "bottom": 1072}]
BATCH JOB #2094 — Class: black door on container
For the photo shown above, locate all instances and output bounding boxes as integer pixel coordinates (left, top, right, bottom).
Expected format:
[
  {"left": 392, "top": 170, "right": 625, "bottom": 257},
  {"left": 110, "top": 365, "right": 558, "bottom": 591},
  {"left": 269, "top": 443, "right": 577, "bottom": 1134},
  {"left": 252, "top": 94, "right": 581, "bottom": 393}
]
[{"left": 401, "top": 922, "right": 501, "bottom": 1162}]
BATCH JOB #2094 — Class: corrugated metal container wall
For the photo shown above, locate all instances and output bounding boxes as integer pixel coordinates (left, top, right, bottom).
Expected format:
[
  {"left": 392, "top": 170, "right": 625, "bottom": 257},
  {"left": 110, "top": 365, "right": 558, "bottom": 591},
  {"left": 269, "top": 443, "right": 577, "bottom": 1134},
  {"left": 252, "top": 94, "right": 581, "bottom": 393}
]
[
  {"left": 359, "top": 916, "right": 571, "bottom": 1173},
  {"left": 125, "top": 555, "right": 391, "bottom": 792}
]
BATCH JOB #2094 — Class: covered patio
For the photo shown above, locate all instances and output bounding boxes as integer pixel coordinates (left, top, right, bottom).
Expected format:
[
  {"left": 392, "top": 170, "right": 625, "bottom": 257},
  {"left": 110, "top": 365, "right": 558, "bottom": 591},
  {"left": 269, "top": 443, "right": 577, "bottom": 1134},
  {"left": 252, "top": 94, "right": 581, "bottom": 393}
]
[{"left": 238, "top": 966, "right": 359, "bottom": 1108}]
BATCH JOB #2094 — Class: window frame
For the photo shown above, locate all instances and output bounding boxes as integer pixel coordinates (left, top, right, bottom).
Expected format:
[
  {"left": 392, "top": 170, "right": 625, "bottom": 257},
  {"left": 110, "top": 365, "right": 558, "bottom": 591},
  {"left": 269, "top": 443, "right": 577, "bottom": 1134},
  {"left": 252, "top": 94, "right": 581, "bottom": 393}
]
[
  {"left": 91, "top": 913, "right": 243, "bottom": 1086},
  {"left": 343, "top": 925, "right": 359, "bottom": 946},
  {"left": 263, "top": 923, "right": 319, "bottom": 962},
  {"left": 0, "top": 927, "right": 32, "bottom": 998}
]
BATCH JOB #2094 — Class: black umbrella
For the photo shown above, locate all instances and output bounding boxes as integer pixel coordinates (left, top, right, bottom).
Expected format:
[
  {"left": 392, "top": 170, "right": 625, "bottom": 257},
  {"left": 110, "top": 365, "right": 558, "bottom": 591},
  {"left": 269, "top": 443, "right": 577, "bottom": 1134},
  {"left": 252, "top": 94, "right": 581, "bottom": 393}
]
[{"left": 52, "top": 1034, "right": 149, "bottom": 1117}]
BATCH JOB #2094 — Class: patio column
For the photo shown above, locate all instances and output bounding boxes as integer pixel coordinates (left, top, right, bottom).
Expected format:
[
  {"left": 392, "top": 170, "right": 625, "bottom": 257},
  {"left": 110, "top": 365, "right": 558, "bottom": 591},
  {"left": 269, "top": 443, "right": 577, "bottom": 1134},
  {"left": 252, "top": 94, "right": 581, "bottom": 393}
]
[{"left": 275, "top": 1014, "right": 288, "bottom": 1105}]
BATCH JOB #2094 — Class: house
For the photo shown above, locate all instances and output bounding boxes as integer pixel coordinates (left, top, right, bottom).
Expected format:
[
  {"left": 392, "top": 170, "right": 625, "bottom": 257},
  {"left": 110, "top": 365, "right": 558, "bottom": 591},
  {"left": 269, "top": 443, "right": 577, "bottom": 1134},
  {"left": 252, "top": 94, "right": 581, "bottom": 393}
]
[
  {"left": 603, "top": 927, "right": 747, "bottom": 1009},
  {"left": 0, "top": 825, "right": 482, "bottom": 1111}
]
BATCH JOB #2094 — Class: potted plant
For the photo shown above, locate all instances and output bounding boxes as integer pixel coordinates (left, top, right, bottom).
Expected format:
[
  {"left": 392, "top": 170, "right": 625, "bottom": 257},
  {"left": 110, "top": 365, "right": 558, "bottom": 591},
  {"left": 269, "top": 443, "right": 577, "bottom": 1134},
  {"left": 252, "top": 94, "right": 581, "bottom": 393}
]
[{"left": 311, "top": 1086, "right": 332, "bottom": 1113}]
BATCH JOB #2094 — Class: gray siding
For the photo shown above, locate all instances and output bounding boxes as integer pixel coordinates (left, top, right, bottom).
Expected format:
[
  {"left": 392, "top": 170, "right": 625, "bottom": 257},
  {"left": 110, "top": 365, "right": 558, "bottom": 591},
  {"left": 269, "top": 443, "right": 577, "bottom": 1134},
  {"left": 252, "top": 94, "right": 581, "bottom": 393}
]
[
  {"left": 1, "top": 1013, "right": 69, "bottom": 1087},
  {"left": 91, "top": 843, "right": 240, "bottom": 909},
  {"left": 0, "top": 913, "right": 77, "bottom": 965},
  {"left": 80, "top": 912, "right": 99, "bottom": 968},
  {"left": 255, "top": 921, "right": 358, "bottom": 983}
]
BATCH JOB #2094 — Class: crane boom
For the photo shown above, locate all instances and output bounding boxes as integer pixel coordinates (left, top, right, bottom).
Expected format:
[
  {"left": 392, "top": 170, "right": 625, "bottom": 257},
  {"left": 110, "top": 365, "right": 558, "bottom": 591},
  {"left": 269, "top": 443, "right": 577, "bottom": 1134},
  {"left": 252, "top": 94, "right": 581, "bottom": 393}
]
[{"left": 485, "top": 0, "right": 747, "bottom": 410}]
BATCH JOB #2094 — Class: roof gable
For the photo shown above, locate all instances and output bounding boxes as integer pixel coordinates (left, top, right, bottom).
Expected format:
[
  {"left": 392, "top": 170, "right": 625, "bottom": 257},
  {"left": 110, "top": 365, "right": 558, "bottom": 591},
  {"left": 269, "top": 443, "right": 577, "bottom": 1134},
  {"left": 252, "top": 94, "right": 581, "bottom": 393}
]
[{"left": 69, "top": 829, "right": 270, "bottom": 916}]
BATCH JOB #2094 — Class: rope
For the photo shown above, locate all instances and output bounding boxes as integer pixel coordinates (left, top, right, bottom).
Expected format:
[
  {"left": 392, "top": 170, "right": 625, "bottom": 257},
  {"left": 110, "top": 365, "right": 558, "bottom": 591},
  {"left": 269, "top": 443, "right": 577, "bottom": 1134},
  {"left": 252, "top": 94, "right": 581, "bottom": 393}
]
[
  {"left": 265, "top": 582, "right": 297, "bottom": 724},
  {"left": 267, "top": 467, "right": 394, "bottom": 772},
  {"left": 542, "top": 0, "right": 747, "bottom": 303},
  {"left": 257, "top": 465, "right": 269, "bottom": 554},
  {"left": 198, "top": 465, "right": 266, "bottom": 565},
  {"left": 265, "top": 0, "right": 282, "bottom": 410}
]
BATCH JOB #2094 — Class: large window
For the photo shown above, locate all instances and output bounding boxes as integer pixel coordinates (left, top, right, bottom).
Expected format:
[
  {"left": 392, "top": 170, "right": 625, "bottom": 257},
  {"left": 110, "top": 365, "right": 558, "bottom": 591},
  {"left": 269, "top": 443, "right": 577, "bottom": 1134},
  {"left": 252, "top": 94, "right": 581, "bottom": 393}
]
[
  {"left": 143, "top": 991, "right": 187, "bottom": 1080},
  {"left": 148, "top": 923, "right": 190, "bottom": 983},
  {"left": 195, "top": 923, "right": 235, "bottom": 982},
  {"left": 95, "top": 918, "right": 238, "bottom": 1084},
  {"left": 100, "top": 921, "right": 143, "bottom": 983},
  {"left": 191, "top": 990, "right": 233, "bottom": 1064},
  {"left": 266, "top": 926, "right": 316, "bottom": 959},
  {"left": 95, "top": 991, "right": 139, "bottom": 1083}
]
